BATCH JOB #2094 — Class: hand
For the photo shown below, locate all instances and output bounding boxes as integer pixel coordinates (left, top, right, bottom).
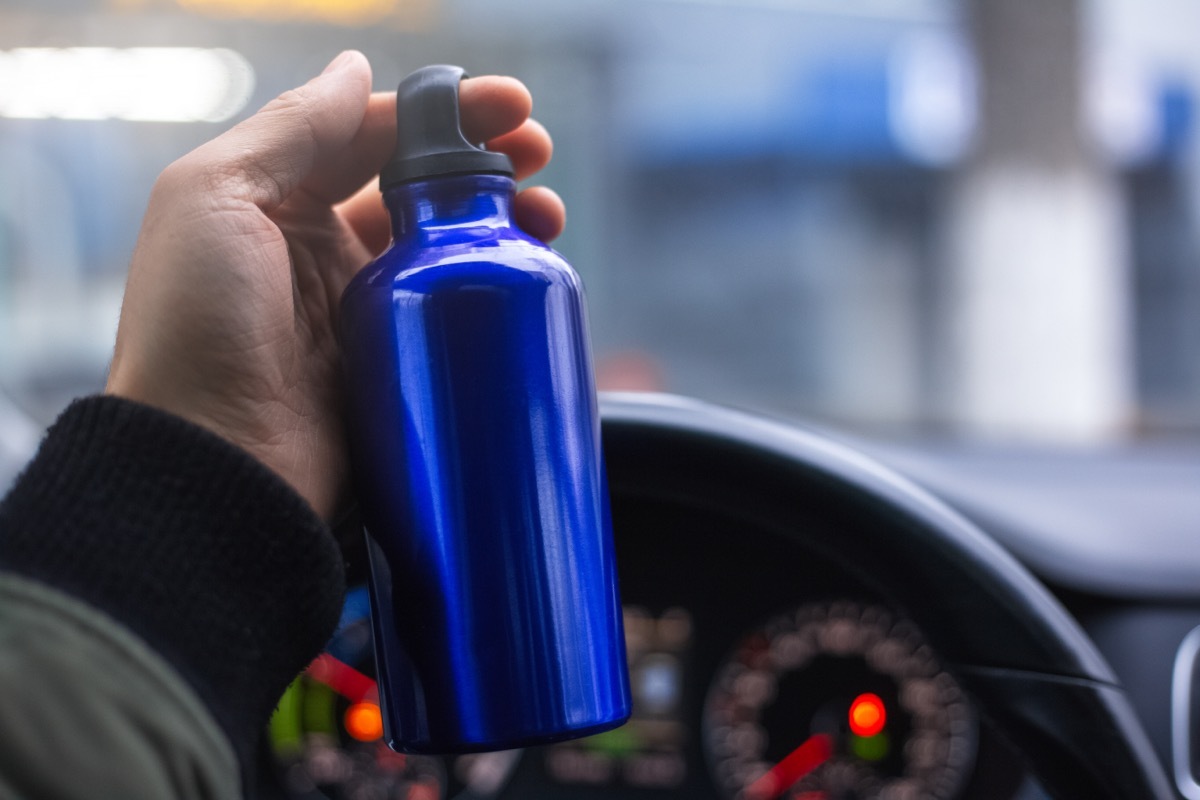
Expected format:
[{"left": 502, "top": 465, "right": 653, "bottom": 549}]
[{"left": 105, "top": 51, "right": 565, "bottom": 519}]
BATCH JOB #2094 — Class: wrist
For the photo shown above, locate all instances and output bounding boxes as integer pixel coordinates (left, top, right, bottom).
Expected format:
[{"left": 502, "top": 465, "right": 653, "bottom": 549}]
[{"left": 103, "top": 374, "right": 343, "bottom": 519}]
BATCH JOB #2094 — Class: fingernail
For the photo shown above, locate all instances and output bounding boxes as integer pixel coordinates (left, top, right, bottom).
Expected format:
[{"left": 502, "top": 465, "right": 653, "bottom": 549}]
[{"left": 321, "top": 50, "right": 356, "bottom": 76}]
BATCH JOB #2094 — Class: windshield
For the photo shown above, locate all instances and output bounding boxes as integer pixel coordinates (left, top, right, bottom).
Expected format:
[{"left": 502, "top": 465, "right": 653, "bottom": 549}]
[{"left": 0, "top": 0, "right": 1197, "bottom": 482}]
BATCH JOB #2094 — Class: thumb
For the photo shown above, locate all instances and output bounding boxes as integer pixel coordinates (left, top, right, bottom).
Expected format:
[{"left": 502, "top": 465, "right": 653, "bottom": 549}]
[{"left": 178, "top": 50, "right": 373, "bottom": 212}]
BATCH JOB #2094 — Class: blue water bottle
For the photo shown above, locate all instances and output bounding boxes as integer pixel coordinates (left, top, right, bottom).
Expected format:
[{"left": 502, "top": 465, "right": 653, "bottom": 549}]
[{"left": 340, "top": 65, "right": 631, "bottom": 753}]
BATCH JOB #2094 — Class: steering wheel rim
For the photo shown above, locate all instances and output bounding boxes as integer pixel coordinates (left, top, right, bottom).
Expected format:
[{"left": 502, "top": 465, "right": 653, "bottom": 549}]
[{"left": 600, "top": 392, "right": 1173, "bottom": 799}]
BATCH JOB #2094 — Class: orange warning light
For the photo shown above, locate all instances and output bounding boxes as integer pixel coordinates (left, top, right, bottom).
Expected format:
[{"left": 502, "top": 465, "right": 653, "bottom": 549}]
[
  {"left": 848, "top": 693, "right": 887, "bottom": 738},
  {"left": 345, "top": 701, "right": 384, "bottom": 742}
]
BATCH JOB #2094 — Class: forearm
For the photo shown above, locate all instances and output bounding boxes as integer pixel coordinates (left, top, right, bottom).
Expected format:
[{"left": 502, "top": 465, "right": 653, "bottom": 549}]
[{"left": 0, "top": 396, "right": 346, "bottom": 797}]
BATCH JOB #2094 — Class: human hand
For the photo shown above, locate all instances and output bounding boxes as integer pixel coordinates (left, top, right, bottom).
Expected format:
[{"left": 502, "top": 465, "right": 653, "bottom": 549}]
[{"left": 105, "top": 51, "right": 565, "bottom": 519}]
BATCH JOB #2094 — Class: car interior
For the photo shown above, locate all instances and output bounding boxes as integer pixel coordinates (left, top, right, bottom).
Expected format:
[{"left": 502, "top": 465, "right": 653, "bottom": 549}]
[{"left": 2, "top": 1, "right": 1199, "bottom": 798}]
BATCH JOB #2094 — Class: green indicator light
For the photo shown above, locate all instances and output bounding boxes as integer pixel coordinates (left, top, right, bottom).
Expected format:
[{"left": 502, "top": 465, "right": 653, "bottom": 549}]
[
  {"left": 269, "top": 678, "right": 304, "bottom": 756},
  {"left": 851, "top": 732, "right": 890, "bottom": 762},
  {"left": 302, "top": 680, "right": 339, "bottom": 736}
]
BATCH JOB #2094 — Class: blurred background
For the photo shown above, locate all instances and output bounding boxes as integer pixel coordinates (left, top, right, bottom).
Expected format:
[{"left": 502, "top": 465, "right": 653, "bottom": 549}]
[{"left": 1, "top": 0, "right": 1198, "bottom": 479}]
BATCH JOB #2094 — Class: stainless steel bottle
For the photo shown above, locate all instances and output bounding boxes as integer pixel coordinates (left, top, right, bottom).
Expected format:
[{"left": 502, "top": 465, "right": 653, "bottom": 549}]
[{"left": 340, "top": 65, "right": 631, "bottom": 753}]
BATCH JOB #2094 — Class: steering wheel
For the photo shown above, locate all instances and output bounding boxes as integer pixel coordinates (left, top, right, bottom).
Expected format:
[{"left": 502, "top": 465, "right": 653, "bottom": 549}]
[{"left": 600, "top": 393, "right": 1173, "bottom": 799}]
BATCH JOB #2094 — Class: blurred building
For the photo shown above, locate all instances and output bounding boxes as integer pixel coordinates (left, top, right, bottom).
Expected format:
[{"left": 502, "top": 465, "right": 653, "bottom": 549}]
[{"left": 0, "top": 0, "right": 1198, "bottom": 470}]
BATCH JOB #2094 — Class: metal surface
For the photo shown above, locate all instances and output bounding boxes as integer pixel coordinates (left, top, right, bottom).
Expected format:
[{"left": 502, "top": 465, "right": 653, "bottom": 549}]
[{"left": 340, "top": 174, "right": 630, "bottom": 752}]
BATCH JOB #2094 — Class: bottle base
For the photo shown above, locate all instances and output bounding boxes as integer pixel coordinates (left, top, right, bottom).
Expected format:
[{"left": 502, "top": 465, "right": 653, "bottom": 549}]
[{"left": 385, "top": 711, "right": 633, "bottom": 755}]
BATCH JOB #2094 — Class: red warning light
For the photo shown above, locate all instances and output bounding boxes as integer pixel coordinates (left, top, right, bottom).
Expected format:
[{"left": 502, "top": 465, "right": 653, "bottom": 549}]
[{"left": 848, "top": 692, "right": 887, "bottom": 737}]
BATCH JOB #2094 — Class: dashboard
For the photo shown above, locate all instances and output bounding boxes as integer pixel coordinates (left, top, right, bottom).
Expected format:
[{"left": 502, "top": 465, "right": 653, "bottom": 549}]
[{"left": 269, "top": 393, "right": 1198, "bottom": 800}]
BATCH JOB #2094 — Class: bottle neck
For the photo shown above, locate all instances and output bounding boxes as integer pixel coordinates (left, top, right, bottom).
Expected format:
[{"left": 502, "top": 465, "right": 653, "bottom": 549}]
[{"left": 384, "top": 174, "right": 516, "bottom": 245}]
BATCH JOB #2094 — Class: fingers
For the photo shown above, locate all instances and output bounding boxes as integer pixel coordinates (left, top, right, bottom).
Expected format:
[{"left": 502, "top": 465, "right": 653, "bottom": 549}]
[
  {"left": 458, "top": 76, "right": 531, "bottom": 145},
  {"left": 338, "top": 180, "right": 390, "bottom": 255},
  {"left": 513, "top": 186, "right": 566, "bottom": 243},
  {"left": 339, "top": 182, "right": 565, "bottom": 260},
  {"left": 170, "top": 50, "right": 374, "bottom": 212},
  {"left": 487, "top": 119, "right": 552, "bottom": 181},
  {"left": 179, "top": 48, "right": 558, "bottom": 248},
  {"left": 341, "top": 78, "right": 552, "bottom": 195},
  {"left": 163, "top": 55, "right": 555, "bottom": 217},
  {"left": 339, "top": 73, "right": 560, "bottom": 251}
]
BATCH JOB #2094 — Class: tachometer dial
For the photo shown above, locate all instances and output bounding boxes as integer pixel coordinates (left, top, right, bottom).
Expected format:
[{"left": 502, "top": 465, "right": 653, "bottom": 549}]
[
  {"left": 269, "top": 587, "right": 521, "bottom": 800},
  {"left": 704, "top": 602, "right": 975, "bottom": 800}
]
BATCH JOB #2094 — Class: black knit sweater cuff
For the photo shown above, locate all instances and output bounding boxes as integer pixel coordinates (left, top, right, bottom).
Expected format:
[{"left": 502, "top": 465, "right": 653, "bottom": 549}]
[{"left": 0, "top": 395, "right": 346, "bottom": 768}]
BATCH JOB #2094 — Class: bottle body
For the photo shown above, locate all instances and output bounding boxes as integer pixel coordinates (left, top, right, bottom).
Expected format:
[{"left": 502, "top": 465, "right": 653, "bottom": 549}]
[{"left": 340, "top": 175, "right": 630, "bottom": 753}]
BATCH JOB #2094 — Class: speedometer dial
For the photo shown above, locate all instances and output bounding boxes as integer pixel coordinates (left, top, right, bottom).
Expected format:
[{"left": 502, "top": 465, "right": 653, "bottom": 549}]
[{"left": 704, "top": 602, "right": 975, "bottom": 800}]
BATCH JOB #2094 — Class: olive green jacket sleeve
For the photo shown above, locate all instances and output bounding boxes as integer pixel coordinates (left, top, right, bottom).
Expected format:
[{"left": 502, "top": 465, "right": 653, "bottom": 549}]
[{"left": 0, "top": 574, "right": 239, "bottom": 800}]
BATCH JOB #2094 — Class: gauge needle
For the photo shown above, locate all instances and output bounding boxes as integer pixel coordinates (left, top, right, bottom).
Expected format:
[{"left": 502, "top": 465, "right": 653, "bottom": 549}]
[
  {"left": 745, "top": 733, "right": 833, "bottom": 800},
  {"left": 305, "top": 653, "right": 378, "bottom": 704}
]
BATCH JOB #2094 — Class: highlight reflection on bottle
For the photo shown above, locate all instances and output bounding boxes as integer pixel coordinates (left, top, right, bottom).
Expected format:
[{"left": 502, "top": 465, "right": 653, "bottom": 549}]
[{"left": 339, "top": 65, "right": 631, "bottom": 754}]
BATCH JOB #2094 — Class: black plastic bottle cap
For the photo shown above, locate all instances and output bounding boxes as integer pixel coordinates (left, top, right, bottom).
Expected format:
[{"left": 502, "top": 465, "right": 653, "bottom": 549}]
[{"left": 380, "top": 65, "right": 515, "bottom": 189}]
